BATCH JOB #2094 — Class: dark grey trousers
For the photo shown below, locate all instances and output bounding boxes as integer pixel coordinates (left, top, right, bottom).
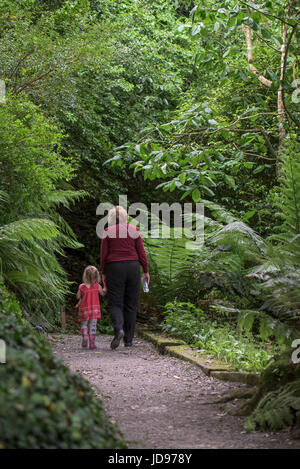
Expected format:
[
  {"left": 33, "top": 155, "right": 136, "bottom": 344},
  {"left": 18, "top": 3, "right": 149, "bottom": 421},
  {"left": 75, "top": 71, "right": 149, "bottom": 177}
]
[{"left": 105, "top": 260, "right": 140, "bottom": 344}]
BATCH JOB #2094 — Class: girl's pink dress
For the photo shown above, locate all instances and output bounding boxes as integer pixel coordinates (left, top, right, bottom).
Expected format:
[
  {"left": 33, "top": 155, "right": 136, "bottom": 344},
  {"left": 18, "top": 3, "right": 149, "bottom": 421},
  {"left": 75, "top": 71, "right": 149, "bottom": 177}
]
[{"left": 78, "top": 283, "right": 101, "bottom": 322}]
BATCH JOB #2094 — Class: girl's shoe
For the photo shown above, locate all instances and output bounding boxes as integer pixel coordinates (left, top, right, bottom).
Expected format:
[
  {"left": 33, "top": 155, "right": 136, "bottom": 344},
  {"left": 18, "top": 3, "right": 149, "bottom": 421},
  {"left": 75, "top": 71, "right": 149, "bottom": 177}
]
[
  {"left": 81, "top": 328, "right": 88, "bottom": 348},
  {"left": 89, "top": 334, "right": 97, "bottom": 350}
]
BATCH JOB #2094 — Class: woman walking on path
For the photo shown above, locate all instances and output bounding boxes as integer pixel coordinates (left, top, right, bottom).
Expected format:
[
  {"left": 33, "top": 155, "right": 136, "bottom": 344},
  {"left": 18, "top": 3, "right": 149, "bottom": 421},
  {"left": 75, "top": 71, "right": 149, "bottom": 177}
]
[{"left": 100, "top": 206, "right": 150, "bottom": 350}]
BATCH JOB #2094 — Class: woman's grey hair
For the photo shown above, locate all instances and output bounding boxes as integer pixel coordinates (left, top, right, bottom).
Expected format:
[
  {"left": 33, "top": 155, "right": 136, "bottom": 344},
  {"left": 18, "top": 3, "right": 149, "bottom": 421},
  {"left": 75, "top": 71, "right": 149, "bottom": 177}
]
[{"left": 108, "top": 206, "right": 128, "bottom": 225}]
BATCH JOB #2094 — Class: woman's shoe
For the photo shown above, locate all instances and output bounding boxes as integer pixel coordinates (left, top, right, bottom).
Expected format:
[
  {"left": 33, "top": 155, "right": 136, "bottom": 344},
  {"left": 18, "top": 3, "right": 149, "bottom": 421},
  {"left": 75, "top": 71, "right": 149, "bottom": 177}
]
[
  {"left": 124, "top": 342, "right": 132, "bottom": 347},
  {"left": 110, "top": 330, "right": 124, "bottom": 350},
  {"left": 89, "top": 334, "right": 97, "bottom": 350}
]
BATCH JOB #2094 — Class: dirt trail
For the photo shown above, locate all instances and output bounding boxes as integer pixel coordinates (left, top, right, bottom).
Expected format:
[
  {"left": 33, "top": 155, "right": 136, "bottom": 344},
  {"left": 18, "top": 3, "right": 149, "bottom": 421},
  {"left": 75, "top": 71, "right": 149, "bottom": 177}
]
[{"left": 50, "top": 333, "right": 300, "bottom": 449}]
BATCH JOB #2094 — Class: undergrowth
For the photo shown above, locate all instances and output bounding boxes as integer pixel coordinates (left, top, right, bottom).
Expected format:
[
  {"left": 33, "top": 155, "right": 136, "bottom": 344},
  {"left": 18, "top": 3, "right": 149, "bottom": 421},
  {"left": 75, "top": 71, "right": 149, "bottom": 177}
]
[
  {"left": 160, "top": 301, "right": 285, "bottom": 372},
  {"left": 0, "top": 284, "right": 126, "bottom": 449}
]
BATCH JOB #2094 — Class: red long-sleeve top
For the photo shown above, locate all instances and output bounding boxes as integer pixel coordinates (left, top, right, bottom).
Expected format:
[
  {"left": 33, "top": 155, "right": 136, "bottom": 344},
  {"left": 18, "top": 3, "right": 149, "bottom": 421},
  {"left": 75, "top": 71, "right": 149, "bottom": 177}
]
[{"left": 100, "top": 223, "right": 148, "bottom": 275}]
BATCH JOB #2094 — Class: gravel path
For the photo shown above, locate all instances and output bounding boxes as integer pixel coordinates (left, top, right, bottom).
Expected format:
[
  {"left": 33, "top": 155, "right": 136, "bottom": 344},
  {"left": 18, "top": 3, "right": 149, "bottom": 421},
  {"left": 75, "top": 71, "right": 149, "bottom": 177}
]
[{"left": 50, "top": 333, "right": 300, "bottom": 449}]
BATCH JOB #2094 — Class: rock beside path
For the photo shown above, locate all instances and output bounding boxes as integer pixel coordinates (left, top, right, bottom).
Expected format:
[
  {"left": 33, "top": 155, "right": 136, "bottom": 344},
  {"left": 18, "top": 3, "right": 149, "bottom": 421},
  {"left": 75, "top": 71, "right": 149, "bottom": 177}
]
[{"left": 50, "top": 334, "right": 300, "bottom": 449}]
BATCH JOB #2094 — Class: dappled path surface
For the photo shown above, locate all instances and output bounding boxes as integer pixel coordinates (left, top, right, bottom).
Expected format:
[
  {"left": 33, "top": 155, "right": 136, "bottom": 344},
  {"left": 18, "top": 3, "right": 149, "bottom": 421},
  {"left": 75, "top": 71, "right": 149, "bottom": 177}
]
[{"left": 50, "top": 334, "right": 300, "bottom": 449}]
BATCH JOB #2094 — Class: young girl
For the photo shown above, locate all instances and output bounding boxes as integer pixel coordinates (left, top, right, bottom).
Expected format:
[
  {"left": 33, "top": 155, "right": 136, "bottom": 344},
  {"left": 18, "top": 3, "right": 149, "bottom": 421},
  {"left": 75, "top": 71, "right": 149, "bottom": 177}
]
[{"left": 76, "top": 265, "right": 104, "bottom": 349}]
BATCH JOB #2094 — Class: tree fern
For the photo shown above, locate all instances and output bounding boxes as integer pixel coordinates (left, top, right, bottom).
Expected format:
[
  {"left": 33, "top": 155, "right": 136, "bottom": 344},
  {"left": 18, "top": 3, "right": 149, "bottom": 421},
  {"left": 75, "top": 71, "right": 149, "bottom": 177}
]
[
  {"left": 0, "top": 218, "right": 60, "bottom": 243},
  {"left": 138, "top": 211, "right": 197, "bottom": 305},
  {"left": 46, "top": 189, "right": 87, "bottom": 238},
  {"left": 259, "top": 138, "right": 300, "bottom": 321},
  {"left": 203, "top": 199, "right": 239, "bottom": 225},
  {"left": 272, "top": 136, "right": 300, "bottom": 243},
  {"left": 137, "top": 161, "right": 300, "bottom": 334},
  {"left": 0, "top": 193, "right": 83, "bottom": 328}
]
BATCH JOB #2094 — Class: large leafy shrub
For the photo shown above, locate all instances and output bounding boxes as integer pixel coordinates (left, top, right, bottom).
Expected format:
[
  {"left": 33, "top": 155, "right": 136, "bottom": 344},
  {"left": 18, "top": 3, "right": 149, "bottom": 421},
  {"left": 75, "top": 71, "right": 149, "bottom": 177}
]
[
  {"left": 0, "top": 93, "right": 84, "bottom": 327},
  {"left": 0, "top": 285, "right": 126, "bottom": 449},
  {"left": 0, "top": 94, "right": 74, "bottom": 219}
]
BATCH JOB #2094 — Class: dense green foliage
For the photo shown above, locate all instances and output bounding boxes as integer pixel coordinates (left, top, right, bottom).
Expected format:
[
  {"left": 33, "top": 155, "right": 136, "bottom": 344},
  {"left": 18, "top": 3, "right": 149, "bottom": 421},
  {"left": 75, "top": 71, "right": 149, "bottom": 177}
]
[
  {"left": 141, "top": 147, "right": 300, "bottom": 339},
  {"left": 239, "top": 348, "right": 300, "bottom": 432},
  {"left": 0, "top": 0, "right": 299, "bottom": 440},
  {"left": 161, "top": 301, "right": 283, "bottom": 371},
  {"left": 0, "top": 62, "right": 84, "bottom": 326},
  {"left": 103, "top": 3, "right": 300, "bottom": 353},
  {"left": 245, "top": 380, "right": 300, "bottom": 431},
  {"left": 0, "top": 285, "right": 126, "bottom": 448},
  {"left": 108, "top": 1, "right": 299, "bottom": 233}
]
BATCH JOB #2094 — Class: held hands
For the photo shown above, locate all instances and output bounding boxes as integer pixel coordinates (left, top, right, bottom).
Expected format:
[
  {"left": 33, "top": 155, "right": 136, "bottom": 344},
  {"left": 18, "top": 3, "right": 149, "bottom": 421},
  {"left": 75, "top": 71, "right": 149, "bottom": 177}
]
[{"left": 101, "top": 275, "right": 107, "bottom": 296}]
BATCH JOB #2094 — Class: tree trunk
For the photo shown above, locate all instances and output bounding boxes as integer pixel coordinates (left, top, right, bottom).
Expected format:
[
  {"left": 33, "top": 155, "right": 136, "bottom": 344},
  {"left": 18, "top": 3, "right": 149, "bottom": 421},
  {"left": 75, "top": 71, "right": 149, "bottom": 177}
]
[
  {"left": 277, "top": 0, "right": 295, "bottom": 176},
  {"left": 244, "top": 24, "right": 272, "bottom": 87},
  {"left": 244, "top": 0, "right": 296, "bottom": 176}
]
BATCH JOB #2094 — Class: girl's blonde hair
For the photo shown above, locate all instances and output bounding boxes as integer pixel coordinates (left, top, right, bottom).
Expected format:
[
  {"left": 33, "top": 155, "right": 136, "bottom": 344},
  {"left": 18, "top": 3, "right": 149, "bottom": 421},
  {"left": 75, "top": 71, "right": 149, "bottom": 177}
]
[
  {"left": 83, "top": 265, "right": 100, "bottom": 284},
  {"left": 108, "top": 205, "right": 128, "bottom": 225}
]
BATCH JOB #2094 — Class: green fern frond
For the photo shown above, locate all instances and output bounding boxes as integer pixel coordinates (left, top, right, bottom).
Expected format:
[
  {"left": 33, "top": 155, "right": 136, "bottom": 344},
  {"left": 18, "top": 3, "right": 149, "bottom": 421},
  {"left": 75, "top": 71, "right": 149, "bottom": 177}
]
[
  {"left": 246, "top": 381, "right": 300, "bottom": 431},
  {"left": 0, "top": 191, "right": 8, "bottom": 203},
  {"left": 0, "top": 218, "right": 59, "bottom": 243},
  {"left": 203, "top": 199, "right": 239, "bottom": 225},
  {"left": 209, "top": 221, "right": 267, "bottom": 253},
  {"left": 47, "top": 190, "right": 87, "bottom": 209},
  {"left": 0, "top": 212, "right": 77, "bottom": 326}
]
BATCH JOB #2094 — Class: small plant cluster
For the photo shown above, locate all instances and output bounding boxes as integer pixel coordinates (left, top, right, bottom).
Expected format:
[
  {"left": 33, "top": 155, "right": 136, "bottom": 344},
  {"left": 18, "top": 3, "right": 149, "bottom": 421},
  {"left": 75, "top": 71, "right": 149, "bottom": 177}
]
[
  {"left": 242, "top": 349, "right": 300, "bottom": 433},
  {"left": 0, "top": 284, "right": 126, "bottom": 449},
  {"left": 161, "top": 301, "right": 284, "bottom": 372},
  {"left": 245, "top": 381, "right": 300, "bottom": 432}
]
